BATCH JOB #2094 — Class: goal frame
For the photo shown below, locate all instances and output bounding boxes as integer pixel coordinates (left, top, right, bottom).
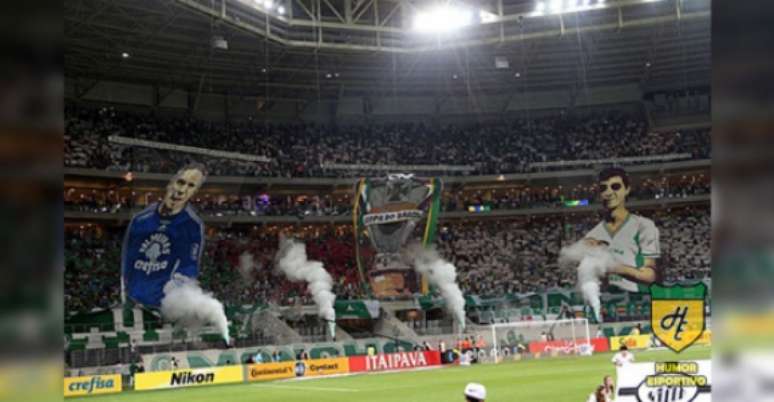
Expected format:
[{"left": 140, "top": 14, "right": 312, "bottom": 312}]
[{"left": 490, "top": 318, "right": 591, "bottom": 356}]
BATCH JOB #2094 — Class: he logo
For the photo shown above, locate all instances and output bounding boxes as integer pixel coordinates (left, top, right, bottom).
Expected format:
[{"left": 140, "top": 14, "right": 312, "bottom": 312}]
[
  {"left": 650, "top": 283, "right": 707, "bottom": 353},
  {"left": 140, "top": 233, "right": 171, "bottom": 261}
]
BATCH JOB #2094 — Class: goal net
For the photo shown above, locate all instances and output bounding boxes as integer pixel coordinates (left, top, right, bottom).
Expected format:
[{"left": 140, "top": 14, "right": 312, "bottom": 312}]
[{"left": 477, "top": 318, "right": 592, "bottom": 362}]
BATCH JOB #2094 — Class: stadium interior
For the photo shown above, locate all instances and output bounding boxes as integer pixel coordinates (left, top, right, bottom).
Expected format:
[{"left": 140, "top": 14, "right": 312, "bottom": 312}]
[{"left": 64, "top": 0, "right": 710, "bottom": 399}]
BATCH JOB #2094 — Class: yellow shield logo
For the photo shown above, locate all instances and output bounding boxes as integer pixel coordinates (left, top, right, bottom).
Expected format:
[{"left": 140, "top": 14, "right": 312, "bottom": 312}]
[{"left": 650, "top": 283, "right": 707, "bottom": 353}]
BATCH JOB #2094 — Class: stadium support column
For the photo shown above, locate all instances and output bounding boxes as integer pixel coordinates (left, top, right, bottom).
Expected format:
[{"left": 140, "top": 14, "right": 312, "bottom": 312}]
[
  {"left": 187, "top": 87, "right": 194, "bottom": 115},
  {"left": 153, "top": 85, "right": 160, "bottom": 108},
  {"left": 224, "top": 90, "right": 230, "bottom": 121},
  {"left": 433, "top": 96, "right": 441, "bottom": 128}
]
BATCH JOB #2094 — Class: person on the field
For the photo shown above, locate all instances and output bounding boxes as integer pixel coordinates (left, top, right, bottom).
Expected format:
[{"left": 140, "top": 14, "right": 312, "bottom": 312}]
[
  {"left": 464, "top": 382, "right": 486, "bottom": 402},
  {"left": 603, "top": 375, "right": 615, "bottom": 400},
  {"left": 586, "top": 375, "right": 616, "bottom": 402},
  {"left": 611, "top": 345, "right": 635, "bottom": 367},
  {"left": 584, "top": 167, "right": 660, "bottom": 292},
  {"left": 475, "top": 335, "right": 487, "bottom": 354},
  {"left": 586, "top": 385, "right": 607, "bottom": 402},
  {"left": 489, "top": 346, "right": 500, "bottom": 363}
]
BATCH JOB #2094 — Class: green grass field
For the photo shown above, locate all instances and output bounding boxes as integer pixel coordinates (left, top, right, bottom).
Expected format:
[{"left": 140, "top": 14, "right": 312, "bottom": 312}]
[{"left": 74, "top": 346, "right": 710, "bottom": 402}]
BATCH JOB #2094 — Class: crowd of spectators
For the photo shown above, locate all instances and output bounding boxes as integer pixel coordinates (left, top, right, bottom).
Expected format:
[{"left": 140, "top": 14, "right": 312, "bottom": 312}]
[
  {"left": 64, "top": 174, "right": 710, "bottom": 218},
  {"left": 64, "top": 224, "right": 365, "bottom": 313},
  {"left": 64, "top": 103, "right": 711, "bottom": 316},
  {"left": 439, "top": 206, "right": 711, "bottom": 299},
  {"left": 64, "top": 188, "right": 353, "bottom": 218},
  {"left": 65, "top": 105, "right": 711, "bottom": 178},
  {"left": 65, "top": 206, "right": 709, "bottom": 314},
  {"left": 64, "top": 230, "right": 122, "bottom": 312}
]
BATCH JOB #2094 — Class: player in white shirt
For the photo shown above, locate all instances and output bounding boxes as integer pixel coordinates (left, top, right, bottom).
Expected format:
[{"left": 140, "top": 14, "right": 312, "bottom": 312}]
[
  {"left": 611, "top": 345, "right": 635, "bottom": 367},
  {"left": 489, "top": 346, "right": 500, "bottom": 363},
  {"left": 584, "top": 167, "right": 660, "bottom": 293}
]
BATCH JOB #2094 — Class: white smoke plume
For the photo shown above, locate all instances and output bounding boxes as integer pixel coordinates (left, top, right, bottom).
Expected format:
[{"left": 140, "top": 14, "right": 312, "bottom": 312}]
[
  {"left": 406, "top": 243, "right": 466, "bottom": 331},
  {"left": 238, "top": 251, "right": 258, "bottom": 281},
  {"left": 160, "top": 275, "right": 230, "bottom": 344},
  {"left": 559, "top": 241, "right": 617, "bottom": 323},
  {"left": 274, "top": 237, "right": 336, "bottom": 323}
]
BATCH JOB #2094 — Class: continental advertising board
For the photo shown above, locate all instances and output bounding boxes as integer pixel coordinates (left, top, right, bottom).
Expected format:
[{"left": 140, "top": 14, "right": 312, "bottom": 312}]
[
  {"left": 247, "top": 362, "right": 295, "bottom": 382},
  {"left": 247, "top": 358, "right": 349, "bottom": 381},
  {"left": 134, "top": 366, "right": 243, "bottom": 391}
]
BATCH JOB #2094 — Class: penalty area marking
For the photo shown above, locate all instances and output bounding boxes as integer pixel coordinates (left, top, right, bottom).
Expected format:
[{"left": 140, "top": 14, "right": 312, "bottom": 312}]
[{"left": 252, "top": 383, "right": 360, "bottom": 392}]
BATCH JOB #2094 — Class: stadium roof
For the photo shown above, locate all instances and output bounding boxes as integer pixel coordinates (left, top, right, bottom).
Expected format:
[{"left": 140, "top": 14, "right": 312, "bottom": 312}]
[{"left": 65, "top": 0, "right": 710, "bottom": 100}]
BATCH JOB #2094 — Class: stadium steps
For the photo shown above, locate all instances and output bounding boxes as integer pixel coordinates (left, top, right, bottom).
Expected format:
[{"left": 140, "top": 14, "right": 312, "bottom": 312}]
[
  {"left": 142, "top": 329, "right": 160, "bottom": 342},
  {"left": 251, "top": 310, "right": 303, "bottom": 344},
  {"left": 86, "top": 328, "right": 107, "bottom": 349},
  {"left": 374, "top": 308, "right": 420, "bottom": 343},
  {"left": 67, "top": 337, "right": 88, "bottom": 351},
  {"left": 333, "top": 324, "right": 354, "bottom": 341},
  {"left": 65, "top": 309, "right": 116, "bottom": 334}
]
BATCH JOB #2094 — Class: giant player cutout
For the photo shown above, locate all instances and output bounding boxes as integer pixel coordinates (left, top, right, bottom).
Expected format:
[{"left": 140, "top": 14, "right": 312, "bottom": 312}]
[
  {"left": 584, "top": 167, "right": 660, "bottom": 293},
  {"left": 121, "top": 163, "right": 206, "bottom": 308}
]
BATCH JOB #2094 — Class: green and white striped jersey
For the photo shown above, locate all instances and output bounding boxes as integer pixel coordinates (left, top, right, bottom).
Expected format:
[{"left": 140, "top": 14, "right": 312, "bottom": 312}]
[{"left": 585, "top": 213, "right": 660, "bottom": 292}]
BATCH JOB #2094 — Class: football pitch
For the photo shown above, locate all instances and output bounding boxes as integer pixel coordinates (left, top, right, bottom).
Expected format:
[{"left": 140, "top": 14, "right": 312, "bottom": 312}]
[{"left": 75, "top": 346, "right": 710, "bottom": 402}]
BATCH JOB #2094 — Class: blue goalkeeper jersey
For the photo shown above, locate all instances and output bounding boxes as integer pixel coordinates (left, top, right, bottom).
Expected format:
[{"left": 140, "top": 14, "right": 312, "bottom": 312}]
[{"left": 121, "top": 203, "right": 204, "bottom": 307}]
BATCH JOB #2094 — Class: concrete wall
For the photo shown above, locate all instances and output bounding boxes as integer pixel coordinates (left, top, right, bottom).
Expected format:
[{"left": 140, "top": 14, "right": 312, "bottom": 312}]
[
  {"left": 66, "top": 78, "right": 648, "bottom": 124},
  {"left": 66, "top": 79, "right": 301, "bottom": 122},
  {"left": 575, "top": 83, "right": 642, "bottom": 107}
]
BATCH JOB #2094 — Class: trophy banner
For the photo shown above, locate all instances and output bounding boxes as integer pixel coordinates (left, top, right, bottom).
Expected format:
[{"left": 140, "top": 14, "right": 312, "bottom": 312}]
[{"left": 353, "top": 175, "right": 442, "bottom": 298}]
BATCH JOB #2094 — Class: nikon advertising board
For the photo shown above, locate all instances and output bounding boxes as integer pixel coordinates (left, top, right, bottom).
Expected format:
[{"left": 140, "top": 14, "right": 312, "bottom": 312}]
[{"left": 134, "top": 366, "right": 243, "bottom": 391}]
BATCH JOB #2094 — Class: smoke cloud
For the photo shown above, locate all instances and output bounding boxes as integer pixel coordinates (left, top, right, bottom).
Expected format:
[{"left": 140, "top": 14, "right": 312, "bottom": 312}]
[
  {"left": 559, "top": 241, "right": 617, "bottom": 323},
  {"left": 160, "top": 275, "right": 230, "bottom": 344},
  {"left": 274, "top": 237, "right": 336, "bottom": 323},
  {"left": 406, "top": 243, "right": 466, "bottom": 331},
  {"left": 238, "top": 251, "right": 258, "bottom": 281}
]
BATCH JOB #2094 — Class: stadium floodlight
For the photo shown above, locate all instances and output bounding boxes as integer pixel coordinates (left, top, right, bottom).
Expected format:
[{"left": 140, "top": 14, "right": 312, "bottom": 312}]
[
  {"left": 534, "top": 1, "right": 546, "bottom": 14},
  {"left": 277, "top": 5, "right": 285, "bottom": 14},
  {"left": 479, "top": 9, "right": 498, "bottom": 23},
  {"left": 121, "top": 52, "right": 130, "bottom": 59},
  {"left": 549, "top": 0, "right": 563, "bottom": 14},
  {"left": 263, "top": 0, "right": 274, "bottom": 9},
  {"left": 413, "top": 5, "right": 473, "bottom": 33}
]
